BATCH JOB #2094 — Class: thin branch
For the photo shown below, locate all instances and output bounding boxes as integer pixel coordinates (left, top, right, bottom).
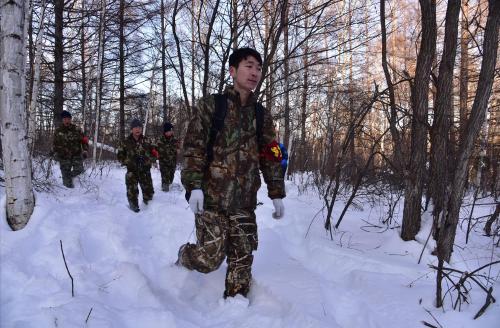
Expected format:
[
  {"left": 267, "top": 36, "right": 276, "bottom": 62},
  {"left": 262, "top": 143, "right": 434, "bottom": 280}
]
[{"left": 60, "top": 240, "right": 74, "bottom": 297}]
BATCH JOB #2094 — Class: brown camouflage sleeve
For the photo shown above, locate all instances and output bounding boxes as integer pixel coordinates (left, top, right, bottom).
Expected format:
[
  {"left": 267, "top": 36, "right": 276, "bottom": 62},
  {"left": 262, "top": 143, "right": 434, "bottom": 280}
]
[
  {"left": 181, "top": 97, "right": 214, "bottom": 192},
  {"left": 259, "top": 107, "right": 286, "bottom": 199}
]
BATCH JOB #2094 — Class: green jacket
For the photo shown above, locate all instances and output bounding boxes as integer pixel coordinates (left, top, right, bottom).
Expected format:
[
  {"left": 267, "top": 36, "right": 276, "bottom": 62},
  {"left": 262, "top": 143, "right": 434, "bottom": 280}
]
[
  {"left": 117, "top": 134, "right": 156, "bottom": 171},
  {"left": 181, "top": 85, "right": 285, "bottom": 212},
  {"left": 157, "top": 135, "right": 178, "bottom": 167},
  {"left": 53, "top": 123, "right": 88, "bottom": 161}
]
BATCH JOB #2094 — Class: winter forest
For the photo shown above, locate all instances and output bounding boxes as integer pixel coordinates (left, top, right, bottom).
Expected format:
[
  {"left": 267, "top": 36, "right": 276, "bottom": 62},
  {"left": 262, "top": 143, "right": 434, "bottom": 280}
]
[{"left": 1, "top": 0, "right": 499, "bottom": 327}]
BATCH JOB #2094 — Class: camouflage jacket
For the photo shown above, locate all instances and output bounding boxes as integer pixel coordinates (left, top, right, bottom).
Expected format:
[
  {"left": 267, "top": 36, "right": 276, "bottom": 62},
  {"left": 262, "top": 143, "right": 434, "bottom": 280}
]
[
  {"left": 181, "top": 85, "right": 285, "bottom": 212},
  {"left": 53, "top": 123, "right": 88, "bottom": 160},
  {"left": 157, "top": 135, "right": 178, "bottom": 166},
  {"left": 117, "top": 134, "right": 156, "bottom": 171}
]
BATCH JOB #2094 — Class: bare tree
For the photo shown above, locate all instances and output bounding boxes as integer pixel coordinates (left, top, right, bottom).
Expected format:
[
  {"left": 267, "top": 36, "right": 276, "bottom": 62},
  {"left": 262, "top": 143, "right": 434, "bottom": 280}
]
[{"left": 436, "top": 0, "right": 499, "bottom": 264}]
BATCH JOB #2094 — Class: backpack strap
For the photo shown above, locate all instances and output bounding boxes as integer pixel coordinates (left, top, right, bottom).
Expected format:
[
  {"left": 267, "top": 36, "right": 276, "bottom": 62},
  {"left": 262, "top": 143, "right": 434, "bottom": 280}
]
[
  {"left": 206, "top": 94, "right": 265, "bottom": 162},
  {"left": 255, "top": 102, "right": 264, "bottom": 149},
  {"left": 206, "top": 94, "right": 227, "bottom": 163}
]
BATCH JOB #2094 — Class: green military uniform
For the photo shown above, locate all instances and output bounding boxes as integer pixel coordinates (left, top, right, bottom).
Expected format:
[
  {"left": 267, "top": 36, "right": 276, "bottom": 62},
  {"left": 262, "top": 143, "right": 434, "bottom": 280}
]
[
  {"left": 157, "top": 135, "right": 177, "bottom": 191},
  {"left": 178, "top": 85, "right": 285, "bottom": 298},
  {"left": 53, "top": 123, "right": 88, "bottom": 188},
  {"left": 117, "top": 134, "right": 156, "bottom": 210}
]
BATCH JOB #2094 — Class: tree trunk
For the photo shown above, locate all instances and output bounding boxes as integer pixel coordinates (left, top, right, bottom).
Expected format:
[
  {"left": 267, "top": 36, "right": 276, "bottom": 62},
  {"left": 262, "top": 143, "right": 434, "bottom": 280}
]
[
  {"left": 119, "top": 0, "right": 125, "bottom": 141},
  {"left": 459, "top": 0, "right": 470, "bottom": 142},
  {"left": 28, "top": 0, "right": 47, "bottom": 153},
  {"left": 54, "top": 0, "right": 64, "bottom": 127},
  {"left": 401, "top": 0, "right": 436, "bottom": 241},
  {"left": 80, "top": 0, "right": 87, "bottom": 133},
  {"left": 92, "top": 0, "right": 106, "bottom": 166},
  {"left": 429, "top": 0, "right": 461, "bottom": 239},
  {"left": 380, "top": 0, "right": 404, "bottom": 175},
  {"left": 172, "top": 0, "right": 190, "bottom": 112},
  {"left": 283, "top": 1, "right": 290, "bottom": 149},
  {"left": 436, "top": 0, "right": 499, "bottom": 264},
  {"left": 300, "top": 4, "right": 309, "bottom": 172},
  {"left": 0, "top": 0, "right": 35, "bottom": 230},
  {"left": 161, "top": 0, "right": 168, "bottom": 122},
  {"left": 201, "top": 0, "right": 221, "bottom": 98}
]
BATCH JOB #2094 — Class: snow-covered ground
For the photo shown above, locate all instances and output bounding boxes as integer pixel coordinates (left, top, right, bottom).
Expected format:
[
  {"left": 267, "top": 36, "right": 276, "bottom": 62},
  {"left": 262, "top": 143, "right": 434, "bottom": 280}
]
[{"left": 1, "top": 164, "right": 499, "bottom": 328}]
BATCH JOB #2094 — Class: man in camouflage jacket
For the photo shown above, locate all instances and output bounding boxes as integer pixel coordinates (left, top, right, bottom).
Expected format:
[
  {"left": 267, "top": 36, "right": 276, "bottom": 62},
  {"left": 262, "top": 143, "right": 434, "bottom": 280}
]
[
  {"left": 117, "top": 118, "right": 158, "bottom": 212},
  {"left": 177, "top": 48, "right": 286, "bottom": 299},
  {"left": 157, "top": 122, "right": 178, "bottom": 191},
  {"left": 53, "top": 110, "right": 89, "bottom": 188}
]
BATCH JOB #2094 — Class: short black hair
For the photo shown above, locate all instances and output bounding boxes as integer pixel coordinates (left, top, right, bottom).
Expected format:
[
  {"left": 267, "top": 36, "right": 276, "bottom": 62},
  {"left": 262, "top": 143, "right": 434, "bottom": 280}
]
[{"left": 229, "top": 47, "right": 262, "bottom": 68}]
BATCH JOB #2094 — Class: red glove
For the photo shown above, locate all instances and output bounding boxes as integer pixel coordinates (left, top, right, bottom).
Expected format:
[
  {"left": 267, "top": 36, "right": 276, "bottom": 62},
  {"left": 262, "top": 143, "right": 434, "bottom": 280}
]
[
  {"left": 260, "top": 140, "right": 282, "bottom": 162},
  {"left": 151, "top": 148, "right": 159, "bottom": 159},
  {"left": 82, "top": 136, "right": 89, "bottom": 144}
]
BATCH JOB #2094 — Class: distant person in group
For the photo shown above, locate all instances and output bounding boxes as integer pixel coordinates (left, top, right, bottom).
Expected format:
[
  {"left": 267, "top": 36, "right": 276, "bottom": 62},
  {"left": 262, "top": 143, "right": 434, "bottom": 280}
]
[
  {"left": 177, "top": 47, "right": 286, "bottom": 299},
  {"left": 279, "top": 142, "right": 288, "bottom": 178},
  {"left": 53, "top": 110, "right": 89, "bottom": 188},
  {"left": 117, "top": 118, "right": 158, "bottom": 212},
  {"left": 157, "top": 122, "right": 178, "bottom": 192}
]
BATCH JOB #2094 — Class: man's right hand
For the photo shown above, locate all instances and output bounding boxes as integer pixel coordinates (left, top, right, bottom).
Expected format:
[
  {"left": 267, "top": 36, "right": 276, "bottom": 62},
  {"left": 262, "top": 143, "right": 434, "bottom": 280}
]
[{"left": 189, "top": 189, "right": 204, "bottom": 214}]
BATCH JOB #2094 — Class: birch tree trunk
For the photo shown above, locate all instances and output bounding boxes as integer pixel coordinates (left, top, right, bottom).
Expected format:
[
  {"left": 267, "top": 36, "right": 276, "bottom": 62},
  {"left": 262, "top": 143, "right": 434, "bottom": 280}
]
[
  {"left": 0, "top": 0, "right": 35, "bottom": 230},
  {"left": 92, "top": 0, "right": 106, "bottom": 166},
  {"left": 401, "top": 0, "right": 436, "bottom": 241},
  {"left": 143, "top": 59, "right": 158, "bottom": 136},
  {"left": 28, "top": 0, "right": 46, "bottom": 153}
]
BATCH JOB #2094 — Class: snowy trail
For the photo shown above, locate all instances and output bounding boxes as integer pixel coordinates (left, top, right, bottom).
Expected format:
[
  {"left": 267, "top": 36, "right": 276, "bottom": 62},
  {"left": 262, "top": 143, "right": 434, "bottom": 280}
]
[{"left": 1, "top": 166, "right": 499, "bottom": 327}]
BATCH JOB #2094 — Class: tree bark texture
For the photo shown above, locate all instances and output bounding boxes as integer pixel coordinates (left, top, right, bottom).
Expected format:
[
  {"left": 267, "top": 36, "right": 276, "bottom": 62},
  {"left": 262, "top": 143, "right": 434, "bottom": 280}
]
[
  {"left": 401, "top": 0, "right": 436, "bottom": 241},
  {"left": 54, "top": 0, "right": 64, "bottom": 127},
  {"left": 119, "top": 0, "right": 125, "bottom": 141},
  {"left": 0, "top": 0, "right": 35, "bottom": 230},
  {"left": 429, "top": 0, "right": 461, "bottom": 238}
]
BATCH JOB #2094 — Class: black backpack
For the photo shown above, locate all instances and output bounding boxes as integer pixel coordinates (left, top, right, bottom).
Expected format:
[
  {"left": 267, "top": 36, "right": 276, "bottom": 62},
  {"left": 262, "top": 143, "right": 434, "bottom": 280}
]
[{"left": 206, "top": 93, "right": 265, "bottom": 163}]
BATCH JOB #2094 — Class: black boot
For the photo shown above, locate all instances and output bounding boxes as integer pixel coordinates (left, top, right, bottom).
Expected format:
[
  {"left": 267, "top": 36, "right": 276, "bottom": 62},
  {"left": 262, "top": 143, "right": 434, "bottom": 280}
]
[{"left": 128, "top": 201, "right": 140, "bottom": 213}]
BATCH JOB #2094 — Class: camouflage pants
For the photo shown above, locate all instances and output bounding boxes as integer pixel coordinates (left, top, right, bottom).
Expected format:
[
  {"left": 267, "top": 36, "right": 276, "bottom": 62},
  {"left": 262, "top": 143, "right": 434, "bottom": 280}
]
[
  {"left": 178, "top": 209, "right": 258, "bottom": 297},
  {"left": 159, "top": 163, "right": 175, "bottom": 185},
  {"left": 59, "top": 157, "right": 84, "bottom": 186},
  {"left": 125, "top": 168, "right": 154, "bottom": 207}
]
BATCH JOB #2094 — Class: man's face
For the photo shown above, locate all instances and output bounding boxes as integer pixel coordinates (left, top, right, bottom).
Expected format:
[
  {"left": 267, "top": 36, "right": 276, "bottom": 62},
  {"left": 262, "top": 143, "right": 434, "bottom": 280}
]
[
  {"left": 164, "top": 131, "right": 174, "bottom": 137},
  {"left": 131, "top": 126, "right": 142, "bottom": 138},
  {"left": 62, "top": 117, "right": 71, "bottom": 126},
  {"left": 229, "top": 56, "right": 262, "bottom": 93}
]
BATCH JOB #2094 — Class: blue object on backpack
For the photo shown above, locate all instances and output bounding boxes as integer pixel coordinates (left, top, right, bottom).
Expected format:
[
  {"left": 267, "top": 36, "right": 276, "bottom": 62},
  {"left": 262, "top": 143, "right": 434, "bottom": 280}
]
[{"left": 279, "top": 143, "right": 288, "bottom": 174}]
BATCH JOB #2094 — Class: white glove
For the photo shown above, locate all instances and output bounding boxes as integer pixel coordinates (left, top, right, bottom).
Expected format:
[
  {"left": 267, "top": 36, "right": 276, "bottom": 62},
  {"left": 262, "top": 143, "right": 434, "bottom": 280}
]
[
  {"left": 272, "top": 198, "right": 284, "bottom": 219},
  {"left": 189, "top": 189, "right": 204, "bottom": 214}
]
